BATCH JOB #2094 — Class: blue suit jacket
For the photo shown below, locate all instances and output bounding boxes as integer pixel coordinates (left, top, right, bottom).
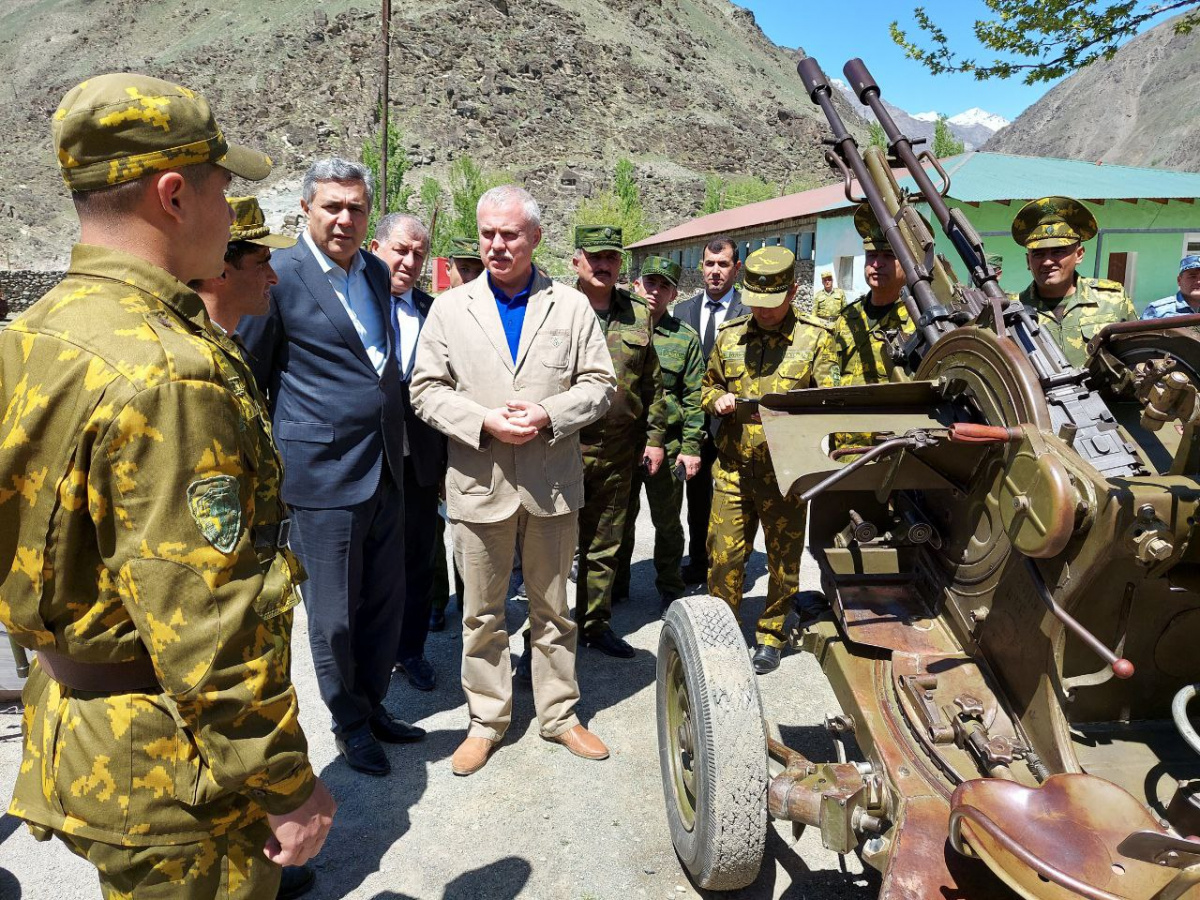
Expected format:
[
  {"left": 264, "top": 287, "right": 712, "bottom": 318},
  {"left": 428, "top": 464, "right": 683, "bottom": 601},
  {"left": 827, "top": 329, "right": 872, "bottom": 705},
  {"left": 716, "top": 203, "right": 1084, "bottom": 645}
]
[{"left": 238, "top": 240, "right": 405, "bottom": 509}]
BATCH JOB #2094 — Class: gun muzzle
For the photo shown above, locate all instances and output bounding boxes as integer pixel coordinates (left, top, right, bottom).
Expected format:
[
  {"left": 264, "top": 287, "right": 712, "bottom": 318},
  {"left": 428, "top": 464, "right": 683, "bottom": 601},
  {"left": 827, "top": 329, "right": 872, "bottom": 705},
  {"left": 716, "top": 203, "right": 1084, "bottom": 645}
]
[
  {"left": 842, "top": 58, "right": 879, "bottom": 103},
  {"left": 797, "top": 57, "right": 830, "bottom": 101}
]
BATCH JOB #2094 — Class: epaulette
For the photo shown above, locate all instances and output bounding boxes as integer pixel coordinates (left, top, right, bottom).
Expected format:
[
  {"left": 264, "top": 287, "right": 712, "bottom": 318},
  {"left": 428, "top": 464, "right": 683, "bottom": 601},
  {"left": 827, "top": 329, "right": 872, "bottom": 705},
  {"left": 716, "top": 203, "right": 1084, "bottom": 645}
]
[
  {"left": 799, "top": 315, "right": 833, "bottom": 331},
  {"left": 675, "top": 319, "right": 700, "bottom": 338},
  {"left": 1091, "top": 278, "right": 1125, "bottom": 292},
  {"left": 719, "top": 313, "right": 750, "bottom": 330}
]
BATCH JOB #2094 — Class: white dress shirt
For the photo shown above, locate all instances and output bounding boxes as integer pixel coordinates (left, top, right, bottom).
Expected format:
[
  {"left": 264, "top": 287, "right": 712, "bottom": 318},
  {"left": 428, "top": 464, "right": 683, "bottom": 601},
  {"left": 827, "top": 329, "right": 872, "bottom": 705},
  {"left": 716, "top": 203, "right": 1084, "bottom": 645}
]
[
  {"left": 303, "top": 231, "right": 387, "bottom": 374},
  {"left": 699, "top": 288, "right": 735, "bottom": 336},
  {"left": 391, "top": 288, "right": 423, "bottom": 382}
]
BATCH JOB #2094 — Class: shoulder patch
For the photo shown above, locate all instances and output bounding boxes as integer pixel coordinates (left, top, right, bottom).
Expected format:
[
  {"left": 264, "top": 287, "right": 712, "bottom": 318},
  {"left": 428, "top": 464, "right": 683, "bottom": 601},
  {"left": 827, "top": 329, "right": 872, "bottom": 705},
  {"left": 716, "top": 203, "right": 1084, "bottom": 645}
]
[
  {"left": 187, "top": 475, "right": 243, "bottom": 554},
  {"left": 719, "top": 313, "right": 750, "bottom": 330}
]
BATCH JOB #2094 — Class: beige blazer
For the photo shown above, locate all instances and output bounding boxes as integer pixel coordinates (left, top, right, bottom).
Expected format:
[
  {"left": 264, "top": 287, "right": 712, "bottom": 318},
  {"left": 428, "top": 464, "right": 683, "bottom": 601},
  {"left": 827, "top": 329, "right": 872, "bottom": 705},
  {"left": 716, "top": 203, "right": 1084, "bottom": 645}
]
[{"left": 411, "top": 269, "right": 616, "bottom": 523}]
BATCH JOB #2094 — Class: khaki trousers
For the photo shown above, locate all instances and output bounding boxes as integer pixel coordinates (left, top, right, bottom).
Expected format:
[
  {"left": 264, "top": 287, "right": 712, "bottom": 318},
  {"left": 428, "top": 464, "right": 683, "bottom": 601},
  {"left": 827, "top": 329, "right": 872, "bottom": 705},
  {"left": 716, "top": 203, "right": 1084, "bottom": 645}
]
[{"left": 456, "top": 507, "right": 581, "bottom": 741}]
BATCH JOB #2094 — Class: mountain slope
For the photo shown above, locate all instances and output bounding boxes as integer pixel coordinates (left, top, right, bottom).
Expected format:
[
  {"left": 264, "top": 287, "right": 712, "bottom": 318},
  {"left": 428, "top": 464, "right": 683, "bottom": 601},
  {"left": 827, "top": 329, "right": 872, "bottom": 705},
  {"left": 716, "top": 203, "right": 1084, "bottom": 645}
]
[
  {"left": 830, "top": 80, "right": 1007, "bottom": 150},
  {"left": 984, "top": 12, "right": 1200, "bottom": 171},
  {"left": 0, "top": 0, "right": 867, "bottom": 268}
]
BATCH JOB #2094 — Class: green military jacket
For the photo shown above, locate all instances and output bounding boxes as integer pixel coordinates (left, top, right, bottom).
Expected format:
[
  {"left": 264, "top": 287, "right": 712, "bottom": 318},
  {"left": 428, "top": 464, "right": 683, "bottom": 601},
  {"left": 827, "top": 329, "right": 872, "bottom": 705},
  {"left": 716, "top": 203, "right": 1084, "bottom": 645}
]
[
  {"left": 1014, "top": 277, "right": 1136, "bottom": 368},
  {"left": 814, "top": 293, "right": 914, "bottom": 387},
  {"left": 812, "top": 287, "right": 847, "bottom": 323},
  {"left": 701, "top": 308, "right": 833, "bottom": 469},
  {"left": 652, "top": 313, "right": 704, "bottom": 459},
  {"left": 0, "top": 245, "right": 313, "bottom": 846},
  {"left": 580, "top": 287, "right": 668, "bottom": 451}
]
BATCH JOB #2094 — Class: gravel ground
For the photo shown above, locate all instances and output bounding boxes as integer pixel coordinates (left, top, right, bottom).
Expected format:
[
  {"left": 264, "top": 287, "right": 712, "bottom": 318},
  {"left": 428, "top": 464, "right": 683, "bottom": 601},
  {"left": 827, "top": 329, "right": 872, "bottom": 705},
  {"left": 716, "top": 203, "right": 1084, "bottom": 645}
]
[{"left": 0, "top": 498, "right": 879, "bottom": 900}]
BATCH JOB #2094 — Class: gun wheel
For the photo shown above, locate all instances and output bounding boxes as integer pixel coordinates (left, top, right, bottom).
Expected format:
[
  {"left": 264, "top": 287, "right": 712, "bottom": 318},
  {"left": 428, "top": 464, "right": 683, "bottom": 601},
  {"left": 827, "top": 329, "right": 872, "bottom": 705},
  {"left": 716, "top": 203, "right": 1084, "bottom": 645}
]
[{"left": 657, "top": 595, "right": 768, "bottom": 891}]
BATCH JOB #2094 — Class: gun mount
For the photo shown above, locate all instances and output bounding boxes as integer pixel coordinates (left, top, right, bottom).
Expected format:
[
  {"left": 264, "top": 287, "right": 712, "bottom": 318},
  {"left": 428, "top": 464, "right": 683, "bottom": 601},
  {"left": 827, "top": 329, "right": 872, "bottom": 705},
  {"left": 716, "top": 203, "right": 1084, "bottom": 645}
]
[{"left": 655, "top": 56, "right": 1200, "bottom": 899}]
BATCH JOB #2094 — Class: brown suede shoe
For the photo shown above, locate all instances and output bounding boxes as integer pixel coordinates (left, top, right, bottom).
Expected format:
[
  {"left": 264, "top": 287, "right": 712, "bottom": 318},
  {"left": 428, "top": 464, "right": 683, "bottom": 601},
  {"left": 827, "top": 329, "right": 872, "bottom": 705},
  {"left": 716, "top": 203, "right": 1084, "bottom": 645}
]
[
  {"left": 451, "top": 736, "right": 498, "bottom": 776},
  {"left": 546, "top": 725, "right": 609, "bottom": 760}
]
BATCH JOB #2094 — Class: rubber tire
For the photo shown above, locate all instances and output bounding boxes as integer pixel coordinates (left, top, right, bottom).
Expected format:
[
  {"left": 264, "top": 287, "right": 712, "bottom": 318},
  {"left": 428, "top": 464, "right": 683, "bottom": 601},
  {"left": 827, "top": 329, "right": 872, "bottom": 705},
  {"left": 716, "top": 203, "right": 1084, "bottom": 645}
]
[{"left": 657, "top": 595, "right": 769, "bottom": 890}]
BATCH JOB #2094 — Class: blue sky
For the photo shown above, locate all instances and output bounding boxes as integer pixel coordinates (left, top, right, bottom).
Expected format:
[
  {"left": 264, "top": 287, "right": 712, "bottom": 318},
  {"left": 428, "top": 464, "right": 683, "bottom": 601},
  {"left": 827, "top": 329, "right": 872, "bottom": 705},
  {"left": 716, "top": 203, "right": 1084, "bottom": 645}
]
[{"left": 739, "top": 1, "right": 1157, "bottom": 121}]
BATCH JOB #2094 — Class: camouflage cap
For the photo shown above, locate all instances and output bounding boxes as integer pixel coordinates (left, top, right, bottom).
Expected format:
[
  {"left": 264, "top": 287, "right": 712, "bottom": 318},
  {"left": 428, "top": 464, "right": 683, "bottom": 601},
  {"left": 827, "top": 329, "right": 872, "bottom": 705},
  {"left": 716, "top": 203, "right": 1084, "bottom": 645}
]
[
  {"left": 228, "top": 196, "right": 295, "bottom": 249},
  {"left": 575, "top": 224, "right": 624, "bottom": 252},
  {"left": 1180, "top": 255, "right": 1200, "bottom": 274},
  {"left": 448, "top": 236, "right": 481, "bottom": 260},
  {"left": 740, "top": 246, "right": 796, "bottom": 308},
  {"left": 53, "top": 73, "right": 272, "bottom": 192},
  {"left": 820, "top": 269, "right": 834, "bottom": 279},
  {"left": 985, "top": 252, "right": 1004, "bottom": 269},
  {"left": 640, "top": 255, "right": 681, "bottom": 286},
  {"left": 853, "top": 203, "right": 890, "bottom": 252},
  {"left": 1011, "top": 196, "right": 1097, "bottom": 249}
]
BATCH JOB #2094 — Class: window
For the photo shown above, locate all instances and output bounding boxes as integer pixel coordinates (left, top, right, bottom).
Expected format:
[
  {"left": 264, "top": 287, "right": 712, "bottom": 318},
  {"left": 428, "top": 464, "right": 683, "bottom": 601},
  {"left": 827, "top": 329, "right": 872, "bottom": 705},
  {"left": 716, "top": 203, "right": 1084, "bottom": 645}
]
[
  {"left": 836, "top": 255, "right": 855, "bottom": 291},
  {"left": 1107, "top": 251, "right": 1137, "bottom": 297},
  {"left": 783, "top": 234, "right": 798, "bottom": 254},
  {"left": 799, "top": 232, "right": 814, "bottom": 260},
  {"left": 1184, "top": 234, "right": 1200, "bottom": 256}
]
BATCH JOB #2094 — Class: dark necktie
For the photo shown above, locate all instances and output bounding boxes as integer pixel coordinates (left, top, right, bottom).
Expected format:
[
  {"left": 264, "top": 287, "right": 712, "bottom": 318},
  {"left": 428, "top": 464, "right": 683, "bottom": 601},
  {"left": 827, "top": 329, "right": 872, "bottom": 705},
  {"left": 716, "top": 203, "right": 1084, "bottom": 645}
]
[{"left": 702, "top": 298, "right": 723, "bottom": 360}]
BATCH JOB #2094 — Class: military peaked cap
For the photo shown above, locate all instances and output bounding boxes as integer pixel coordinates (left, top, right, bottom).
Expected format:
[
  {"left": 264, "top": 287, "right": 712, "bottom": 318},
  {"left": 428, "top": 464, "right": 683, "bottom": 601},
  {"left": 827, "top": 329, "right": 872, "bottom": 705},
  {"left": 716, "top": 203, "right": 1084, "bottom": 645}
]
[
  {"left": 449, "top": 236, "right": 481, "bottom": 260},
  {"left": 740, "top": 246, "right": 796, "bottom": 308},
  {"left": 853, "top": 203, "right": 891, "bottom": 252},
  {"left": 54, "top": 73, "right": 271, "bottom": 192},
  {"left": 575, "top": 225, "right": 623, "bottom": 252},
  {"left": 228, "top": 197, "right": 295, "bottom": 249},
  {"left": 1011, "top": 196, "right": 1097, "bottom": 249},
  {"left": 640, "top": 255, "right": 682, "bottom": 286}
]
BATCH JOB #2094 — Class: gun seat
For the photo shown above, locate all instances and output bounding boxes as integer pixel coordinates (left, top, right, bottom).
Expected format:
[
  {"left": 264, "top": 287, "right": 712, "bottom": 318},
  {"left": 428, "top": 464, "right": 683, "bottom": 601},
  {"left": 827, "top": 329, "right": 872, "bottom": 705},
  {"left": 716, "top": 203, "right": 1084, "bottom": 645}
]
[{"left": 950, "top": 773, "right": 1193, "bottom": 899}]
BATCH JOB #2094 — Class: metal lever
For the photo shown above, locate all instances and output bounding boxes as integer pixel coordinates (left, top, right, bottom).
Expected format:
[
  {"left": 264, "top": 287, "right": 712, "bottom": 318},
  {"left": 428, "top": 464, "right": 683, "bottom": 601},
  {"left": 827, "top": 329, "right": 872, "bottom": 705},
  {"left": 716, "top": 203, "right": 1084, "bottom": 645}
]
[{"left": 1025, "top": 559, "right": 1135, "bottom": 679}]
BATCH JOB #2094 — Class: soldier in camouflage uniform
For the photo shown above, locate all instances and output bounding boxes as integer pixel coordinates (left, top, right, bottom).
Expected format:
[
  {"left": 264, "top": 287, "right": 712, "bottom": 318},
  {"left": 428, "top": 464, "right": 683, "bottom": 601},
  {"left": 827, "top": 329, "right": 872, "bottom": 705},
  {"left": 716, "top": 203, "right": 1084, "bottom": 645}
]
[
  {"left": 814, "top": 204, "right": 915, "bottom": 391},
  {"left": 812, "top": 269, "right": 847, "bottom": 325},
  {"left": 1009, "top": 196, "right": 1136, "bottom": 367},
  {"left": 0, "top": 74, "right": 335, "bottom": 899},
  {"left": 703, "top": 247, "right": 834, "bottom": 674},
  {"left": 613, "top": 256, "right": 704, "bottom": 614},
  {"left": 572, "top": 225, "right": 668, "bottom": 659}
]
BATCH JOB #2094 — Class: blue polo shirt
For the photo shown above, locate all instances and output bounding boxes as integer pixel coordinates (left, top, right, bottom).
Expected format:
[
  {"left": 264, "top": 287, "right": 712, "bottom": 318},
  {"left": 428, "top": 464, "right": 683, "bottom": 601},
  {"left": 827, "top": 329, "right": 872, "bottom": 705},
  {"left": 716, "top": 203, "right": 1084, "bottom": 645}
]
[{"left": 488, "top": 269, "right": 536, "bottom": 362}]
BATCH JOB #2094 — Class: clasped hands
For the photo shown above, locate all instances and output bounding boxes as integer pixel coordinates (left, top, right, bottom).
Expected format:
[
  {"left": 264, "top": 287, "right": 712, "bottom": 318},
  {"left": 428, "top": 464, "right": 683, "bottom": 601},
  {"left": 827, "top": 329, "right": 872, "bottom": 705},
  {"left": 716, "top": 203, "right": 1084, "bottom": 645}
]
[{"left": 484, "top": 399, "right": 551, "bottom": 444}]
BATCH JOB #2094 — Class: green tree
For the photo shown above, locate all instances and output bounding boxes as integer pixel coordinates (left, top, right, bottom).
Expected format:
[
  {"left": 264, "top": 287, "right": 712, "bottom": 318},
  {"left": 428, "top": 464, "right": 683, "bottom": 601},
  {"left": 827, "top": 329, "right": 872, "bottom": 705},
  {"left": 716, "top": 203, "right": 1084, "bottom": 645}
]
[
  {"left": 933, "top": 115, "right": 965, "bottom": 157},
  {"left": 574, "top": 158, "right": 651, "bottom": 255},
  {"left": 891, "top": 1, "right": 1199, "bottom": 85},
  {"left": 446, "top": 155, "right": 508, "bottom": 243},
  {"left": 361, "top": 114, "right": 413, "bottom": 239},
  {"left": 868, "top": 121, "right": 888, "bottom": 150},
  {"left": 698, "top": 175, "right": 780, "bottom": 214},
  {"left": 419, "top": 176, "right": 449, "bottom": 259}
]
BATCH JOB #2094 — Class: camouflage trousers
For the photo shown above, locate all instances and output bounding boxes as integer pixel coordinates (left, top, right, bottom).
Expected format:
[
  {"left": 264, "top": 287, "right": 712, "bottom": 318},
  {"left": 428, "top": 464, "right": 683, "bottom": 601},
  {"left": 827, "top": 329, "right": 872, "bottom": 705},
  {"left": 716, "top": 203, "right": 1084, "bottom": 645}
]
[
  {"left": 707, "top": 458, "right": 806, "bottom": 649},
  {"left": 53, "top": 818, "right": 278, "bottom": 899},
  {"left": 614, "top": 462, "right": 687, "bottom": 600},
  {"left": 575, "top": 443, "right": 638, "bottom": 636}
]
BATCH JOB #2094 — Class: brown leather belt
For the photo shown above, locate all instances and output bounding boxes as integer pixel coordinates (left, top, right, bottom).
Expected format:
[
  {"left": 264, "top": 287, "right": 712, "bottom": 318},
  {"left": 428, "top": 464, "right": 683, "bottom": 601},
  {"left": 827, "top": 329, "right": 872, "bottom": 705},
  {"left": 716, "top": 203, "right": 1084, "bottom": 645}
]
[{"left": 37, "top": 649, "right": 159, "bottom": 694}]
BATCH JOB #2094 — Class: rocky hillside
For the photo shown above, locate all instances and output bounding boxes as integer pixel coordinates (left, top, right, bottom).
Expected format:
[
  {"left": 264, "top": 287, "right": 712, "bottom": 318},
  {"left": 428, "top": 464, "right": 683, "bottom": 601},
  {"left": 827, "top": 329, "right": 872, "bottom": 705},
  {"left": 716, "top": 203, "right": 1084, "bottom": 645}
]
[
  {"left": 984, "top": 12, "right": 1200, "bottom": 171},
  {"left": 0, "top": 0, "right": 867, "bottom": 268}
]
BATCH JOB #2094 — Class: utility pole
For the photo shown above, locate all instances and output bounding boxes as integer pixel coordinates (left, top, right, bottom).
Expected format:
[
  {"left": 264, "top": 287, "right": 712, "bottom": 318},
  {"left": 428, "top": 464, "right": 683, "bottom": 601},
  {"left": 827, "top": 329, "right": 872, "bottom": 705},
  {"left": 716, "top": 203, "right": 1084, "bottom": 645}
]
[{"left": 379, "top": 0, "right": 391, "bottom": 218}]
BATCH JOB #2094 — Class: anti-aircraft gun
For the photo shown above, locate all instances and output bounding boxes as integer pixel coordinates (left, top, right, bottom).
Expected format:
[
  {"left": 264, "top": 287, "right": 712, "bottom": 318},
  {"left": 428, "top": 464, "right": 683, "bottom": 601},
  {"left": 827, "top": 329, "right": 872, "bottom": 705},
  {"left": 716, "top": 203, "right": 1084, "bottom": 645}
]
[{"left": 655, "top": 56, "right": 1200, "bottom": 898}]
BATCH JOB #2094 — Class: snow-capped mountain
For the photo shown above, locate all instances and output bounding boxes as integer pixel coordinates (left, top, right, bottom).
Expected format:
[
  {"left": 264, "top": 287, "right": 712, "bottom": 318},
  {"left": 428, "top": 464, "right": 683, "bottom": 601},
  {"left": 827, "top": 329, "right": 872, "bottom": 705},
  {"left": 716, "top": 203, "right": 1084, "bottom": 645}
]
[{"left": 831, "top": 79, "right": 1010, "bottom": 150}]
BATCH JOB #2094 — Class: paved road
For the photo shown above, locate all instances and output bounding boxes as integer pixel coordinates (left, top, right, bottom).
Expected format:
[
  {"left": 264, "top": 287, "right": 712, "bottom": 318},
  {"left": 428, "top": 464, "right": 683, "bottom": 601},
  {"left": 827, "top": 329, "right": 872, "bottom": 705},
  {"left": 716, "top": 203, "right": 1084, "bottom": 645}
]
[{"left": 0, "top": 497, "right": 878, "bottom": 900}]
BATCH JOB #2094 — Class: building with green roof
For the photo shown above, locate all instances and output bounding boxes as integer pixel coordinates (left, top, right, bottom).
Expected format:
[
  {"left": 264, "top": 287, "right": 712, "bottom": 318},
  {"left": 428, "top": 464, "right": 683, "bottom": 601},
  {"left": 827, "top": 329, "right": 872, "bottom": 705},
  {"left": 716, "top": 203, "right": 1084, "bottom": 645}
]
[{"left": 630, "top": 152, "right": 1200, "bottom": 308}]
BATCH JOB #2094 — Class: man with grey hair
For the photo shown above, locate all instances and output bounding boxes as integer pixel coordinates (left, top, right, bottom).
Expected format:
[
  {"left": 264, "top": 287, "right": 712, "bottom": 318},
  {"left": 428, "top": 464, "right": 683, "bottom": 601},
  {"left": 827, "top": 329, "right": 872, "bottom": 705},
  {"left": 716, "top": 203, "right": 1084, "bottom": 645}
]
[
  {"left": 412, "top": 185, "right": 617, "bottom": 776},
  {"left": 369, "top": 213, "right": 445, "bottom": 692},
  {"left": 240, "top": 158, "right": 425, "bottom": 779}
]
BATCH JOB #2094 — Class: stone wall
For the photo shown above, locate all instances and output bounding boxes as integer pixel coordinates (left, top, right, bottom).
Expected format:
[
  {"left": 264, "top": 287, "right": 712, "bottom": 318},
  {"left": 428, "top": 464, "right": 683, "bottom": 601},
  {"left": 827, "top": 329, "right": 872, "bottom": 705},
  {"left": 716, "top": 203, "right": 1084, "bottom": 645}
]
[{"left": 0, "top": 271, "right": 65, "bottom": 318}]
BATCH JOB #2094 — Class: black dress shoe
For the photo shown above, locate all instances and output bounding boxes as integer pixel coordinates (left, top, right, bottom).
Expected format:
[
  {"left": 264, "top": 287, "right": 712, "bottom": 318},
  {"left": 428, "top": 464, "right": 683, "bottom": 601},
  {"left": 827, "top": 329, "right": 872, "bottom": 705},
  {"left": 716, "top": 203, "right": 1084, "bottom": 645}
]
[
  {"left": 513, "top": 651, "right": 532, "bottom": 686},
  {"left": 369, "top": 708, "right": 426, "bottom": 744},
  {"left": 335, "top": 727, "right": 390, "bottom": 776},
  {"left": 581, "top": 627, "right": 635, "bottom": 659},
  {"left": 277, "top": 864, "right": 315, "bottom": 900},
  {"left": 397, "top": 655, "right": 437, "bottom": 692},
  {"left": 428, "top": 608, "right": 447, "bottom": 632},
  {"left": 752, "top": 644, "right": 781, "bottom": 674},
  {"left": 679, "top": 562, "right": 708, "bottom": 585}
]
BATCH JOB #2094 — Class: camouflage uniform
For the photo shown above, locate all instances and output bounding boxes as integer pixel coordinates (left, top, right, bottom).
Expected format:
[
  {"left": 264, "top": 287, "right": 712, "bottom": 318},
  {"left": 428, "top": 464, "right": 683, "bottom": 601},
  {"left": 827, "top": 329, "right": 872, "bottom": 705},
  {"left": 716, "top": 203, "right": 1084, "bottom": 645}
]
[
  {"left": 0, "top": 74, "right": 307, "bottom": 899},
  {"left": 814, "top": 293, "right": 914, "bottom": 387},
  {"left": 1009, "top": 196, "right": 1135, "bottom": 368},
  {"left": 1015, "top": 279, "right": 1136, "bottom": 367},
  {"left": 614, "top": 313, "right": 704, "bottom": 601},
  {"left": 811, "top": 286, "right": 847, "bottom": 325},
  {"left": 703, "top": 248, "right": 834, "bottom": 648},
  {"left": 576, "top": 284, "right": 668, "bottom": 636}
]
